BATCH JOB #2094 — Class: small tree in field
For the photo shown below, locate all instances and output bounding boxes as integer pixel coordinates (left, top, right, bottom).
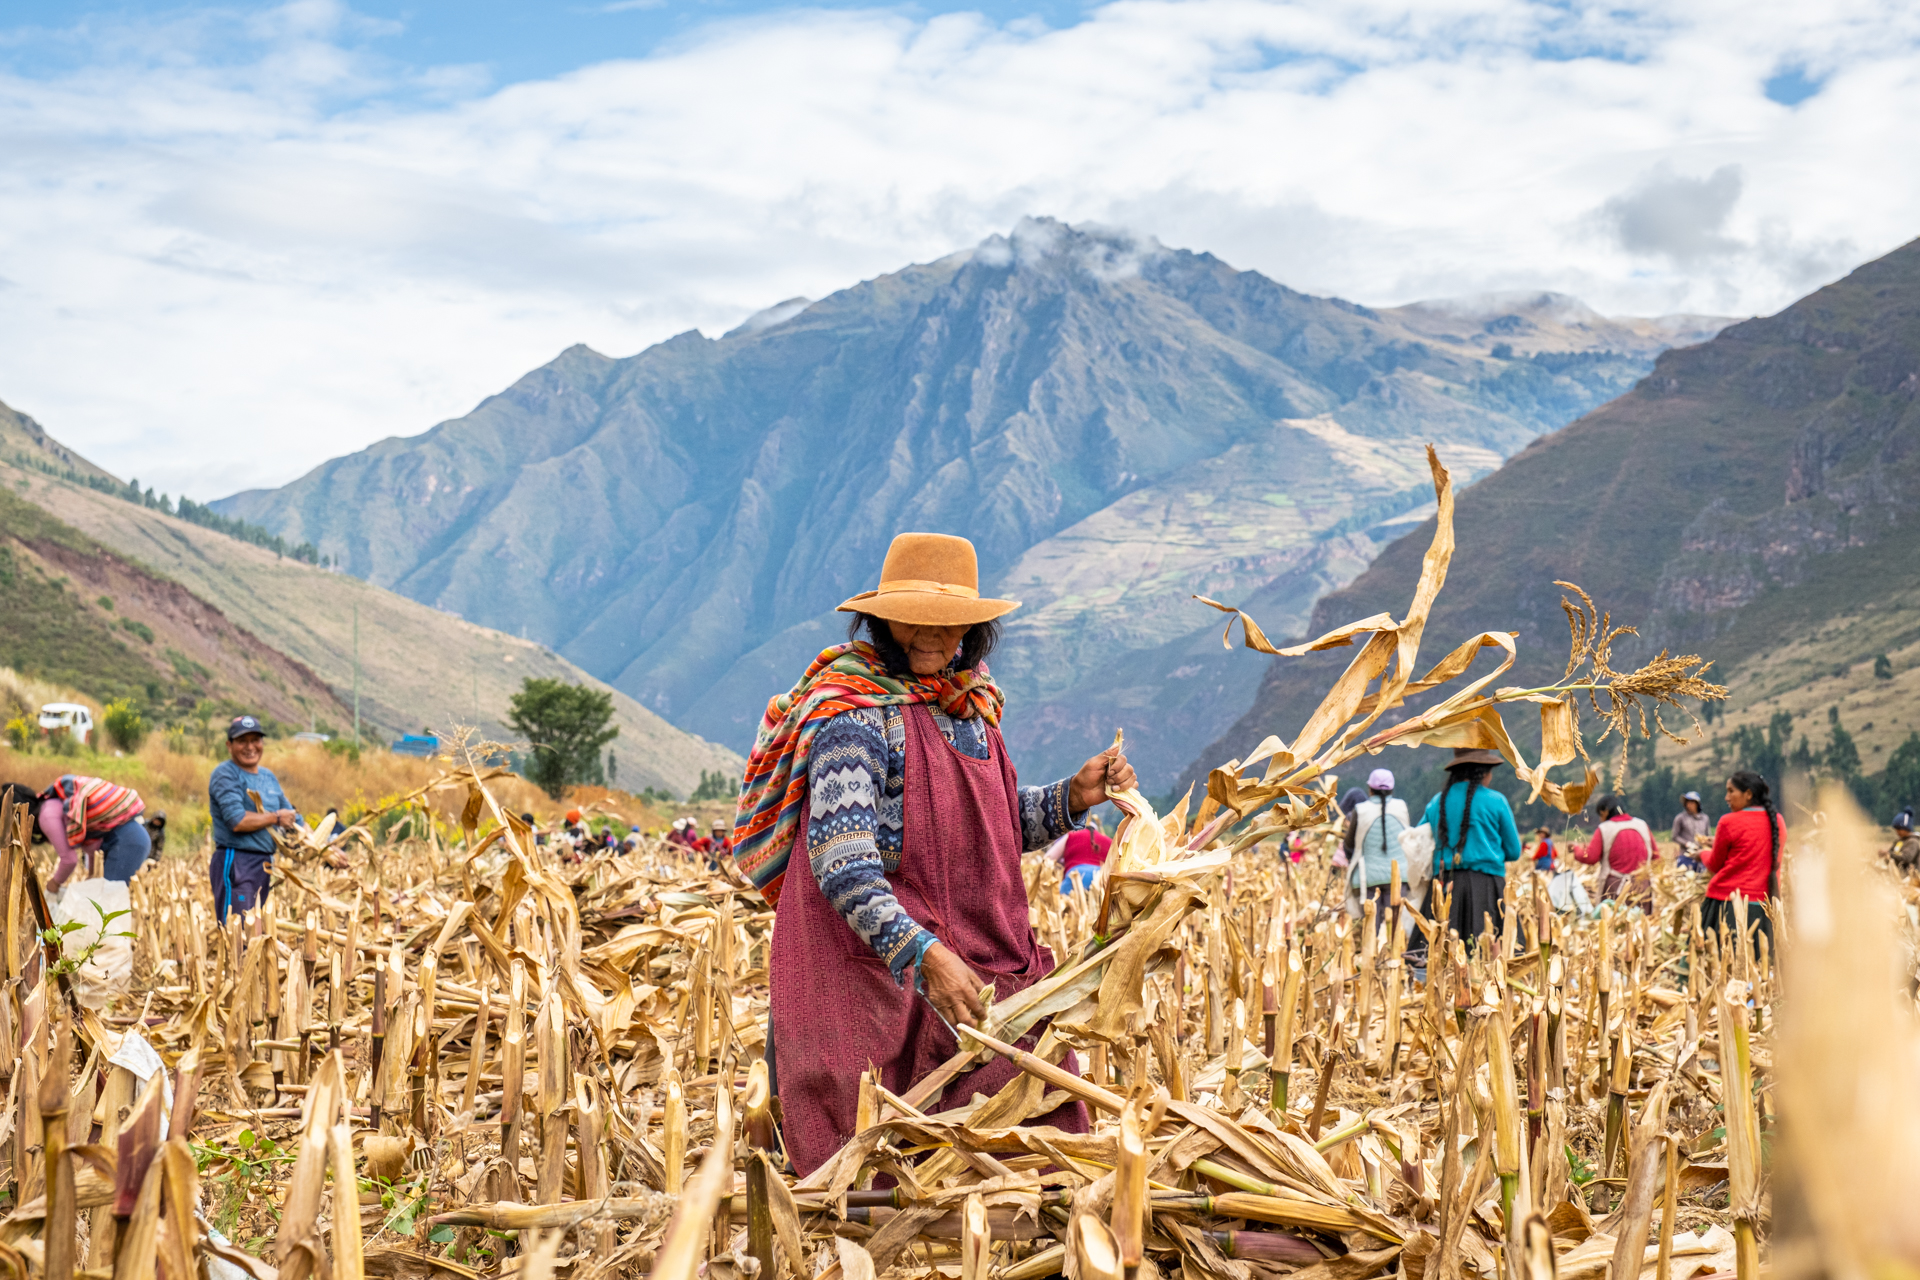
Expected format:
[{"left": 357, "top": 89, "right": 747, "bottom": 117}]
[
  {"left": 103, "top": 699, "right": 147, "bottom": 753},
  {"left": 505, "top": 678, "right": 619, "bottom": 800}
]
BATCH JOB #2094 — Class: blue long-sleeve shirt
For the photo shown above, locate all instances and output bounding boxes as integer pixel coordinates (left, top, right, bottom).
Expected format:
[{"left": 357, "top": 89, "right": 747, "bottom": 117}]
[
  {"left": 209, "top": 759, "right": 295, "bottom": 854},
  {"left": 1422, "top": 778, "right": 1523, "bottom": 878},
  {"left": 807, "top": 705, "right": 1080, "bottom": 981}
]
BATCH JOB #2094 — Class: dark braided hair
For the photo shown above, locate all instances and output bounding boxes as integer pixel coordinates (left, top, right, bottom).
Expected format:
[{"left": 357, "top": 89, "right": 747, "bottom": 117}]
[
  {"left": 847, "top": 613, "right": 1001, "bottom": 675},
  {"left": 1728, "top": 769, "right": 1781, "bottom": 900},
  {"left": 1436, "top": 763, "right": 1493, "bottom": 865},
  {"left": 0, "top": 783, "right": 48, "bottom": 843},
  {"left": 1373, "top": 787, "right": 1392, "bottom": 858}
]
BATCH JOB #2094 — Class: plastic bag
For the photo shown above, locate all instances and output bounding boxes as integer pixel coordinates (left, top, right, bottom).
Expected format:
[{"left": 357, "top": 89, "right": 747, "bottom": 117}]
[
  {"left": 49, "top": 878, "right": 135, "bottom": 1010},
  {"left": 1548, "top": 869, "right": 1595, "bottom": 917}
]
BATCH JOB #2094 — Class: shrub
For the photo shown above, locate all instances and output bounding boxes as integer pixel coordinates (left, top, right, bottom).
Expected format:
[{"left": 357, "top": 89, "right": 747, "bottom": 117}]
[
  {"left": 3, "top": 717, "right": 30, "bottom": 751},
  {"left": 120, "top": 617, "right": 154, "bottom": 644},
  {"left": 1876, "top": 653, "right": 1895, "bottom": 680},
  {"left": 102, "top": 699, "right": 148, "bottom": 753},
  {"left": 96, "top": 595, "right": 114, "bottom": 611}
]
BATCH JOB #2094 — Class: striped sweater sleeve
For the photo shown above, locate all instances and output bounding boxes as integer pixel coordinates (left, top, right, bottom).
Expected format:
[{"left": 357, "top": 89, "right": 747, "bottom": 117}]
[{"left": 807, "top": 709, "right": 936, "bottom": 981}]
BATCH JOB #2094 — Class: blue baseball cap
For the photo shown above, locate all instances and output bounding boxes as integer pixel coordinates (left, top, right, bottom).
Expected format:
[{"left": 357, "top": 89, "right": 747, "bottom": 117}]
[{"left": 227, "top": 715, "right": 265, "bottom": 740}]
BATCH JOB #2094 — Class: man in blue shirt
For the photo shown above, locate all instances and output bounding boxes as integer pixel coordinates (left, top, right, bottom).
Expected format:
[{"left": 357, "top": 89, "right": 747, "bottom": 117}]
[{"left": 208, "top": 715, "right": 304, "bottom": 923}]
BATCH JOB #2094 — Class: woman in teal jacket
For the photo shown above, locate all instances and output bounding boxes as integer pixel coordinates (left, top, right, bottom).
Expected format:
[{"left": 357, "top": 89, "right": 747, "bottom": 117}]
[{"left": 1420, "top": 747, "right": 1523, "bottom": 946}]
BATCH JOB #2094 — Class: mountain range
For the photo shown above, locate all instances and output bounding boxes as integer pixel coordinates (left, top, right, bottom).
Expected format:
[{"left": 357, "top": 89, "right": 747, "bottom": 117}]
[
  {"left": 1190, "top": 234, "right": 1920, "bottom": 811},
  {"left": 215, "top": 218, "right": 1728, "bottom": 789}
]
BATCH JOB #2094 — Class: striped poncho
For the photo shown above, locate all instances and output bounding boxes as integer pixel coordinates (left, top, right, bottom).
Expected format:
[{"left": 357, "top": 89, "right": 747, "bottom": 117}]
[
  {"left": 732, "top": 641, "right": 1002, "bottom": 904},
  {"left": 46, "top": 774, "right": 144, "bottom": 843}
]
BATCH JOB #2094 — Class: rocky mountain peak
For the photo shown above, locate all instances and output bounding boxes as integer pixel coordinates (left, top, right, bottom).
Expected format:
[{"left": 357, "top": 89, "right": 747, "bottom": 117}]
[{"left": 213, "top": 221, "right": 1731, "bottom": 789}]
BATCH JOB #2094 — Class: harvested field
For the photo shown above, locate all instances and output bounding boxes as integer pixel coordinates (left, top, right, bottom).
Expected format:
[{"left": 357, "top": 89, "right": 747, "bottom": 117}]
[{"left": 0, "top": 447, "right": 1901, "bottom": 1280}]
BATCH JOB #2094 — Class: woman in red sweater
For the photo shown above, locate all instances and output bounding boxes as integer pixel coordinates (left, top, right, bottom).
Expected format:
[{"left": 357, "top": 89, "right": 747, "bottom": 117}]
[{"left": 1703, "top": 769, "right": 1785, "bottom": 950}]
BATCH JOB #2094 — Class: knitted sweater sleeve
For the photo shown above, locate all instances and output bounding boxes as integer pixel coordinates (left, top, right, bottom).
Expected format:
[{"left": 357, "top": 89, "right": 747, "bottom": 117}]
[
  {"left": 1018, "top": 779, "right": 1080, "bottom": 852},
  {"left": 806, "top": 709, "right": 936, "bottom": 982}
]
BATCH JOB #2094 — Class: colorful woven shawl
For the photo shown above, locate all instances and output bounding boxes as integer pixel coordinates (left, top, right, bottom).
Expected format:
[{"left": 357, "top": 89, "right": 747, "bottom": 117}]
[{"left": 732, "top": 641, "right": 1003, "bottom": 904}]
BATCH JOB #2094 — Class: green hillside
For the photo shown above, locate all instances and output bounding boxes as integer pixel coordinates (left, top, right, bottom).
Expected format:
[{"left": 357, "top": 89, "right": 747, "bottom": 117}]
[
  {"left": 4, "top": 452, "right": 744, "bottom": 796},
  {"left": 1186, "top": 234, "right": 1920, "bottom": 822},
  {"left": 0, "top": 482, "right": 351, "bottom": 727}
]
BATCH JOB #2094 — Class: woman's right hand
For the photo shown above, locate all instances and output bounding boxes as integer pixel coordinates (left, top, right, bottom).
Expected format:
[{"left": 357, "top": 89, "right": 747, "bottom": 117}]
[{"left": 920, "top": 940, "right": 989, "bottom": 1030}]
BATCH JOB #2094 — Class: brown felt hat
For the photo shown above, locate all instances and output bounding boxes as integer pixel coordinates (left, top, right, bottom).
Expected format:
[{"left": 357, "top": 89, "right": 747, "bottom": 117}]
[
  {"left": 1445, "top": 747, "right": 1505, "bottom": 769},
  {"left": 837, "top": 533, "right": 1021, "bottom": 627}
]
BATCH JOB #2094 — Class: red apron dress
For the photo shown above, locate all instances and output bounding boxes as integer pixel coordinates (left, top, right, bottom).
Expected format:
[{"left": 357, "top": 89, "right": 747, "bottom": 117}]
[{"left": 770, "top": 703, "right": 1088, "bottom": 1175}]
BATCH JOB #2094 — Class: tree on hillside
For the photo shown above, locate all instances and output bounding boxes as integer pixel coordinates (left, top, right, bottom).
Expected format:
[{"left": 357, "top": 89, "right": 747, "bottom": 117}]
[
  {"left": 506, "top": 678, "right": 619, "bottom": 800},
  {"left": 1882, "top": 733, "right": 1920, "bottom": 816},
  {"left": 1722, "top": 709, "right": 1794, "bottom": 798},
  {"left": 688, "top": 770, "right": 740, "bottom": 803}
]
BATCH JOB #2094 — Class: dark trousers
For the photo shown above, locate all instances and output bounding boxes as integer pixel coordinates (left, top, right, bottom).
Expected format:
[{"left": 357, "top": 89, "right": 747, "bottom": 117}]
[
  {"left": 1700, "top": 895, "right": 1774, "bottom": 956},
  {"left": 99, "top": 819, "right": 152, "bottom": 881},
  {"left": 210, "top": 847, "right": 273, "bottom": 923},
  {"left": 1411, "top": 868, "right": 1505, "bottom": 961}
]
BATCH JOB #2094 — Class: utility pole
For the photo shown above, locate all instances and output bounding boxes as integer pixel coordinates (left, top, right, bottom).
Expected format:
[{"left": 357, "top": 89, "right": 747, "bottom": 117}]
[{"left": 352, "top": 602, "right": 361, "bottom": 748}]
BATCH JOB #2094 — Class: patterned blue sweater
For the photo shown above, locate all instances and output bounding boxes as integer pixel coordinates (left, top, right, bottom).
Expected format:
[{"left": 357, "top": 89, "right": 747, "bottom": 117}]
[{"left": 807, "top": 705, "right": 1080, "bottom": 981}]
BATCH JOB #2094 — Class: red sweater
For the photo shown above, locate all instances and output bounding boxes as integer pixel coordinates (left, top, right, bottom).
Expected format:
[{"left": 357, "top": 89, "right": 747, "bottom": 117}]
[{"left": 1705, "top": 808, "right": 1785, "bottom": 901}]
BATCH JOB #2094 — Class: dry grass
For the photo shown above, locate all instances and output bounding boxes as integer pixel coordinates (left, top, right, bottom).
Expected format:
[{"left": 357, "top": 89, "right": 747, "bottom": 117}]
[
  {"left": 0, "top": 663, "right": 102, "bottom": 725},
  {"left": 0, "top": 735, "right": 672, "bottom": 848}
]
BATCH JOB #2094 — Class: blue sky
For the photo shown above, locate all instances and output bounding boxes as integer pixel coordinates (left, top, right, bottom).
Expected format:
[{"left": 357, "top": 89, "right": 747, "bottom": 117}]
[
  {"left": 0, "top": 0, "right": 1092, "bottom": 85},
  {"left": 0, "top": 0, "right": 1916, "bottom": 497}
]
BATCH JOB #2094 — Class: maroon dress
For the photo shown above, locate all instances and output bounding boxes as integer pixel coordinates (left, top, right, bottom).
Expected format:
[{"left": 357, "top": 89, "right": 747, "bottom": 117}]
[{"left": 770, "top": 703, "right": 1088, "bottom": 1175}]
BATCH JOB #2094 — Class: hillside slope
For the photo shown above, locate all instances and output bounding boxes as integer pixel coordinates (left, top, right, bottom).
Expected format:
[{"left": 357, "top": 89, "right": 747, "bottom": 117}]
[
  {"left": 2, "top": 453, "right": 742, "bottom": 795},
  {"left": 0, "top": 484, "right": 349, "bottom": 726},
  {"left": 1187, "top": 235, "right": 1920, "bottom": 804},
  {"left": 216, "top": 218, "right": 1726, "bottom": 787}
]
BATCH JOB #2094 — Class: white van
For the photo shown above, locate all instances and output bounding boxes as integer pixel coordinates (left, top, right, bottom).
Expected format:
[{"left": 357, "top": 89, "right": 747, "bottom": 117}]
[{"left": 38, "top": 703, "right": 94, "bottom": 746}]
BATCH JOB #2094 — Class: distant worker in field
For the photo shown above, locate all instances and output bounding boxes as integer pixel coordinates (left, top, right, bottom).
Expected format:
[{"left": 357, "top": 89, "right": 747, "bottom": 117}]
[
  {"left": 0, "top": 773, "right": 150, "bottom": 889},
  {"left": 1886, "top": 810, "right": 1919, "bottom": 874},
  {"left": 1579, "top": 792, "right": 1656, "bottom": 911},
  {"left": 144, "top": 809, "right": 168, "bottom": 857},
  {"left": 1057, "top": 812, "right": 1110, "bottom": 894},
  {"left": 736, "top": 531, "right": 1132, "bottom": 1175},
  {"left": 1342, "top": 768, "right": 1409, "bottom": 928},
  {"left": 1670, "top": 791, "right": 1711, "bottom": 871},
  {"left": 708, "top": 818, "right": 732, "bottom": 857},
  {"left": 209, "top": 715, "right": 304, "bottom": 923},
  {"left": 1528, "top": 826, "right": 1558, "bottom": 872},
  {"left": 1702, "top": 770, "right": 1784, "bottom": 951},
  {"left": 1420, "top": 748, "right": 1522, "bottom": 946}
]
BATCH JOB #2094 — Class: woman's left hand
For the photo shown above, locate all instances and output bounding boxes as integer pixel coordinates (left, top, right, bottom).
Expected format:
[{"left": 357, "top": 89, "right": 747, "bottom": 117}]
[{"left": 1069, "top": 744, "right": 1137, "bottom": 813}]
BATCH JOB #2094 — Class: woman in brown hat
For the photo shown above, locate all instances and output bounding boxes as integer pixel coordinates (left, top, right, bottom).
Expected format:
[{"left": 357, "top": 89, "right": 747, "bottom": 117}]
[
  {"left": 734, "top": 532, "right": 1135, "bottom": 1174},
  {"left": 1417, "top": 747, "right": 1524, "bottom": 947}
]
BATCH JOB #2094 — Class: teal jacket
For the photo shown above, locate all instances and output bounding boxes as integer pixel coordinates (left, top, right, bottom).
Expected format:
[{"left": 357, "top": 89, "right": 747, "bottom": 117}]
[{"left": 1422, "top": 779, "right": 1523, "bottom": 878}]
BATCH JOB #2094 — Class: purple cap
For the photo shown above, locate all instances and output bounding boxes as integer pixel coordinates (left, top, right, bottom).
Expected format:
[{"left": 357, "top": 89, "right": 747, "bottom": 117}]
[{"left": 1367, "top": 767, "right": 1395, "bottom": 792}]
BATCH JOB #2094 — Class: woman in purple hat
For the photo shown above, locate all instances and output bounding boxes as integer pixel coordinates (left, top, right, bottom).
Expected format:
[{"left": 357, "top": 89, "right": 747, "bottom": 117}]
[{"left": 1342, "top": 766, "right": 1410, "bottom": 937}]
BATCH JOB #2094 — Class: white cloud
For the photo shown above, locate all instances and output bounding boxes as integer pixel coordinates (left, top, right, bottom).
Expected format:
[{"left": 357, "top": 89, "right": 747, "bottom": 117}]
[{"left": 1, "top": 0, "right": 1918, "bottom": 497}]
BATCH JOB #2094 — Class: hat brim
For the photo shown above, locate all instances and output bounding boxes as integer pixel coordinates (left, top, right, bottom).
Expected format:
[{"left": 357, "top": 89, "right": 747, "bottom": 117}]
[
  {"left": 837, "top": 590, "right": 1021, "bottom": 627},
  {"left": 1445, "top": 748, "right": 1506, "bottom": 768}
]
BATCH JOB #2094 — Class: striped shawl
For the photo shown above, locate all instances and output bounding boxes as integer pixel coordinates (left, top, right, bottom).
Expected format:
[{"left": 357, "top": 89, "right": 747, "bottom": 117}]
[{"left": 732, "top": 641, "right": 1002, "bottom": 904}]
